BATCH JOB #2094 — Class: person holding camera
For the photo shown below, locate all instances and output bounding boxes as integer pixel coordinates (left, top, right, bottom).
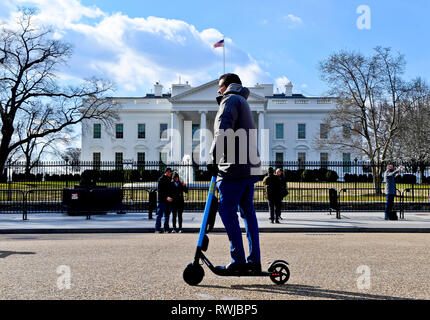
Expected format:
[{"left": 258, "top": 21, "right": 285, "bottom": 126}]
[{"left": 384, "top": 164, "right": 404, "bottom": 220}]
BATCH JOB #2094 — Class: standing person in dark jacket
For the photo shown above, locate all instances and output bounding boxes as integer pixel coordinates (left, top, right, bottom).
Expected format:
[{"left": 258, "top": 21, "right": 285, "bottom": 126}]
[
  {"left": 276, "top": 168, "right": 288, "bottom": 220},
  {"left": 155, "top": 167, "right": 173, "bottom": 233},
  {"left": 384, "top": 164, "right": 403, "bottom": 220},
  {"left": 263, "top": 167, "right": 283, "bottom": 223},
  {"left": 208, "top": 73, "right": 262, "bottom": 274},
  {"left": 171, "top": 172, "right": 188, "bottom": 233}
]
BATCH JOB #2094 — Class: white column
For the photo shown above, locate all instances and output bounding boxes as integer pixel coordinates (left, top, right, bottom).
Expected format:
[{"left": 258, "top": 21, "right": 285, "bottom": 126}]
[
  {"left": 199, "top": 111, "right": 207, "bottom": 164},
  {"left": 170, "top": 111, "right": 181, "bottom": 162},
  {"left": 183, "top": 120, "right": 192, "bottom": 159},
  {"left": 258, "top": 111, "right": 269, "bottom": 164}
]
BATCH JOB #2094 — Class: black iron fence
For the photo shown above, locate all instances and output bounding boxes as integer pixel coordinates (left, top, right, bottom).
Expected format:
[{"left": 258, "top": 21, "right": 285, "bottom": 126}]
[{"left": 1, "top": 160, "right": 430, "bottom": 216}]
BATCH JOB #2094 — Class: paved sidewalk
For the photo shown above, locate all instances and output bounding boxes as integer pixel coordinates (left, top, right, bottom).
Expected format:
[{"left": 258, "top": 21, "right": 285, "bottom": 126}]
[{"left": 1, "top": 210, "right": 430, "bottom": 233}]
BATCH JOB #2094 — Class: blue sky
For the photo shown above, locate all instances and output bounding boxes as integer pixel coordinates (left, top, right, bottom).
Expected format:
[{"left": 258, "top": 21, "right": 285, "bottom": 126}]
[{"left": 1, "top": 0, "right": 429, "bottom": 97}]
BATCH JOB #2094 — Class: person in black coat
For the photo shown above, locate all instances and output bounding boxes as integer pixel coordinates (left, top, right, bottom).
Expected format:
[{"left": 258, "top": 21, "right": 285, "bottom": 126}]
[
  {"left": 155, "top": 168, "right": 174, "bottom": 233},
  {"left": 262, "top": 167, "right": 283, "bottom": 223},
  {"left": 170, "top": 172, "right": 188, "bottom": 233},
  {"left": 275, "top": 168, "right": 288, "bottom": 220}
]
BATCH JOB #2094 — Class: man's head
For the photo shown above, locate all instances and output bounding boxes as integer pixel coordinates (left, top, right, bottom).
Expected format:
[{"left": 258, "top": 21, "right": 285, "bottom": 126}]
[
  {"left": 268, "top": 167, "right": 274, "bottom": 175},
  {"left": 276, "top": 169, "right": 282, "bottom": 176},
  {"left": 165, "top": 167, "right": 173, "bottom": 177},
  {"left": 387, "top": 164, "right": 394, "bottom": 171},
  {"left": 218, "top": 73, "right": 242, "bottom": 95}
]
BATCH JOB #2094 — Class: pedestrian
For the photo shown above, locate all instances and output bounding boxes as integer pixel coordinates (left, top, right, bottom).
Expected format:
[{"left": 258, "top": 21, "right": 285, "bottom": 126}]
[
  {"left": 275, "top": 168, "right": 288, "bottom": 220},
  {"left": 155, "top": 167, "right": 174, "bottom": 233},
  {"left": 384, "top": 164, "right": 403, "bottom": 220},
  {"left": 263, "top": 167, "right": 283, "bottom": 223},
  {"left": 171, "top": 172, "right": 188, "bottom": 233},
  {"left": 208, "top": 73, "right": 262, "bottom": 274}
]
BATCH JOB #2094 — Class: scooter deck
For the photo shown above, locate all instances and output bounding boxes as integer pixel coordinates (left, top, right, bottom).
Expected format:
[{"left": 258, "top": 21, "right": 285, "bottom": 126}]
[{"left": 212, "top": 269, "right": 273, "bottom": 277}]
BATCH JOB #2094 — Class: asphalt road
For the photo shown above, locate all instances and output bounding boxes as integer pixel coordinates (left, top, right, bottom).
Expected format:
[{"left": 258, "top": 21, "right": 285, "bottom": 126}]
[{"left": 0, "top": 233, "right": 429, "bottom": 300}]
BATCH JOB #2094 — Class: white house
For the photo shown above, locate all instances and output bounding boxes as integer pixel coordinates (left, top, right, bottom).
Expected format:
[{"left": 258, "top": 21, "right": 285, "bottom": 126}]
[{"left": 81, "top": 79, "right": 354, "bottom": 165}]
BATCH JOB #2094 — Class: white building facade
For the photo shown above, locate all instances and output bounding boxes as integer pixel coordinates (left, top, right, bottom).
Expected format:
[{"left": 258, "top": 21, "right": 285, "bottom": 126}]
[{"left": 81, "top": 80, "right": 353, "bottom": 164}]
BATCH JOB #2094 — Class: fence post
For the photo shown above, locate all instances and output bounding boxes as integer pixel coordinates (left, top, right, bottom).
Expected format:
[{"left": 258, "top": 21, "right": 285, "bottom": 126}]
[{"left": 22, "top": 190, "right": 28, "bottom": 221}]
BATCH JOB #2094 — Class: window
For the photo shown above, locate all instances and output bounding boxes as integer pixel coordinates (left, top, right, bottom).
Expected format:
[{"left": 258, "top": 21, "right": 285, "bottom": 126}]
[
  {"left": 160, "top": 123, "right": 168, "bottom": 140},
  {"left": 320, "top": 152, "right": 328, "bottom": 169},
  {"left": 93, "top": 152, "right": 101, "bottom": 170},
  {"left": 115, "top": 152, "right": 123, "bottom": 170},
  {"left": 298, "top": 123, "right": 306, "bottom": 139},
  {"left": 137, "top": 152, "right": 145, "bottom": 170},
  {"left": 138, "top": 124, "right": 146, "bottom": 139},
  {"left": 343, "top": 152, "right": 351, "bottom": 173},
  {"left": 192, "top": 124, "right": 200, "bottom": 141},
  {"left": 342, "top": 124, "right": 351, "bottom": 138},
  {"left": 275, "top": 123, "right": 284, "bottom": 139},
  {"left": 320, "top": 123, "right": 329, "bottom": 139},
  {"left": 93, "top": 123, "right": 101, "bottom": 139},
  {"left": 298, "top": 152, "right": 306, "bottom": 169},
  {"left": 115, "top": 124, "right": 123, "bottom": 139},
  {"left": 275, "top": 152, "right": 284, "bottom": 163}
]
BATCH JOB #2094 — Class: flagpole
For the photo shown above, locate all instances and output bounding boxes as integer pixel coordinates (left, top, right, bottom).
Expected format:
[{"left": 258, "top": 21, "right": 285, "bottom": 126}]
[{"left": 223, "top": 36, "right": 225, "bottom": 74}]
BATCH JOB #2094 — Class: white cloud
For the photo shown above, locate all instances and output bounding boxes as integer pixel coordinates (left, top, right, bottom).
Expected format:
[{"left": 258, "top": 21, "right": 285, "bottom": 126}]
[
  {"left": 1, "top": 0, "right": 275, "bottom": 96},
  {"left": 275, "top": 76, "right": 292, "bottom": 89},
  {"left": 283, "top": 14, "right": 303, "bottom": 28}
]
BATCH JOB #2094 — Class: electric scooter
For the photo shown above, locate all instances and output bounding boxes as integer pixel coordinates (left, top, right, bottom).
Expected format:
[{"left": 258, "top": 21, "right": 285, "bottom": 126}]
[{"left": 183, "top": 176, "right": 290, "bottom": 286}]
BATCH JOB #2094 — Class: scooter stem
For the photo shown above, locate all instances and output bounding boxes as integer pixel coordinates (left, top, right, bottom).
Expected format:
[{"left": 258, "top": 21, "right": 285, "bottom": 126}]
[{"left": 196, "top": 176, "right": 217, "bottom": 248}]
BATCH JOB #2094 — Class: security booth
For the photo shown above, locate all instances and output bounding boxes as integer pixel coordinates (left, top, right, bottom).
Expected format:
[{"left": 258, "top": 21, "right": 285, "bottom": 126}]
[{"left": 62, "top": 170, "right": 124, "bottom": 218}]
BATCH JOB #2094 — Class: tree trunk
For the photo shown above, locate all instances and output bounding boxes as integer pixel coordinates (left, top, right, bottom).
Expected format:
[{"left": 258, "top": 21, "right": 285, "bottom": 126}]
[
  {"left": 0, "top": 124, "right": 14, "bottom": 178},
  {"left": 372, "top": 165, "right": 384, "bottom": 195}
]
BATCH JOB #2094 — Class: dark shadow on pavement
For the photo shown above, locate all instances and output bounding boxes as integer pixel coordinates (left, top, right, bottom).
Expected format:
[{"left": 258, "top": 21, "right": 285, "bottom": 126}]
[
  {"left": 200, "top": 283, "right": 409, "bottom": 300},
  {"left": 0, "top": 251, "right": 36, "bottom": 259}
]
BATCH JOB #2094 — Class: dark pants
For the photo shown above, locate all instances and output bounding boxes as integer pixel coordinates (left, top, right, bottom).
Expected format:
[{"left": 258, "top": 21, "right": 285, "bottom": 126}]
[
  {"left": 268, "top": 198, "right": 282, "bottom": 222},
  {"left": 155, "top": 201, "right": 172, "bottom": 231},
  {"left": 385, "top": 194, "right": 395, "bottom": 219},
  {"left": 172, "top": 202, "right": 184, "bottom": 230},
  {"left": 216, "top": 177, "right": 260, "bottom": 266}
]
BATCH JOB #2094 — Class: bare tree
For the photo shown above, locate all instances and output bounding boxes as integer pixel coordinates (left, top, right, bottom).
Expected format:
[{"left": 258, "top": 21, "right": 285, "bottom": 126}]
[
  {"left": 0, "top": 9, "right": 118, "bottom": 175},
  {"left": 316, "top": 47, "right": 411, "bottom": 193},
  {"left": 13, "top": 100, "right": 74, "bottom": 175},
  {"left": 389, "top": 78, "right": 430, "bottom": 181}
]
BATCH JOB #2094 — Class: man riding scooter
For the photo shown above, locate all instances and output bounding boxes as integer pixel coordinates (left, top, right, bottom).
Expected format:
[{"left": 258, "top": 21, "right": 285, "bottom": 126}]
[{"left": 208, "top": 73, "right": 262, "bottom": 274}]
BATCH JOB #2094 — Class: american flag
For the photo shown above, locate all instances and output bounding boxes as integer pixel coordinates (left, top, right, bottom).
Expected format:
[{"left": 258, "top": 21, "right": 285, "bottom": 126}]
[{"left": 213, "top": 39, "right": 224, "bottom": 48}]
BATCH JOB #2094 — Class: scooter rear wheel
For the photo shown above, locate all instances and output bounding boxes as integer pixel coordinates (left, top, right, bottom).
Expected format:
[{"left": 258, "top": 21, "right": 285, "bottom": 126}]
[
  {"left": 269, "top": 262, "right": 290, "bottom": 285},
  {"left": 183, "top": 263, "right": 205, "bottom": 286}
]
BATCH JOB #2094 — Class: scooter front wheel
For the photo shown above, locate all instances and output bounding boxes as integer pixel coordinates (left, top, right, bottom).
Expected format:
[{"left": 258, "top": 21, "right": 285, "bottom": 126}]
[
  {"left": 183, "top": 262, "right": 205, "bottom": 286},
  {"left": 269, "top": 262, "right": 290, "bottom": 285}
]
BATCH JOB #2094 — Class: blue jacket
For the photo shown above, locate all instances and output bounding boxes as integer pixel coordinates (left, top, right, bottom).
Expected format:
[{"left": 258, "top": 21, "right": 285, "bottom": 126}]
[{"left": 384, "top": 169, "right": 400, "bottom": 195}]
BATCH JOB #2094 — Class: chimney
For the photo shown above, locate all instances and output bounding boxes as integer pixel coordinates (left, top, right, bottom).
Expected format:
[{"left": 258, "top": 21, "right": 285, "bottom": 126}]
[
  {"left": 285, "top": 81, "right": 293, "bottom": 96},
  {"left": 154, "top": 82, "right": 163, "bottom": 97}
]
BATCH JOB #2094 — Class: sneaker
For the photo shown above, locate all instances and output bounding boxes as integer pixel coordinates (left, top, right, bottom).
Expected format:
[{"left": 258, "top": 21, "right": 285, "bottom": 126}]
[
  {"left": 171, "top": 229, "right": 177, "bottom": 233},
  {"left": 275, "top": 220, "right": 280, "bottom": 224},
  {"left": 270, "top": 220, "right": 274, "bottom": 224},
  {"left": 178, "top": 229, "right": 183, "bottom": 233},
  {"left": 215, "top": 263, "right": 246, "bottom": 274},
  {"left": 155, "top": 230, "right": 163, "bottom": 234}
]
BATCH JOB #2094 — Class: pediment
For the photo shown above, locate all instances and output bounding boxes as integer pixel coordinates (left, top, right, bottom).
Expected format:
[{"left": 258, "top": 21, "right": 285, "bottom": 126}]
[
  {"left": 272, "top": 144, "right": 287, "bottom": 150},
  {"left": 170, "top": 80, "right": 266, "bottom": 103}
]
